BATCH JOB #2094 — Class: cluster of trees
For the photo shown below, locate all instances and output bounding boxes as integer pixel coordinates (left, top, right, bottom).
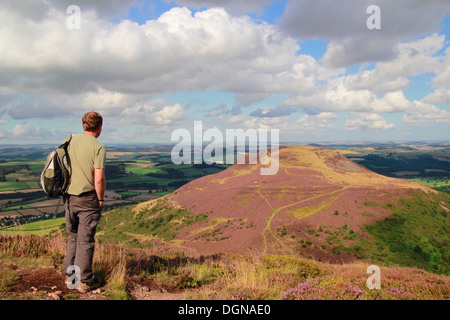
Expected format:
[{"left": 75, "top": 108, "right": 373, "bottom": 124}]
[
  {"left": 0, "top": 164, "right": 30, "bottom": 182},
  {"left": 0, "top": 190, "right": 45, "bottom": 202},
  {"left": 105, "top": 162, "right": 227, "bottom": 192},
  {"left": 358, "top": 154, "right": 450, "bottom": 178},
  {"left": 0, "top": 211, "right": 58, "bottom": 227}
]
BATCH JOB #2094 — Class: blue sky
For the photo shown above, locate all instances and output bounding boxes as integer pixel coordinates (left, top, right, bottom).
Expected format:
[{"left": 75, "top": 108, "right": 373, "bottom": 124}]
[{"left": 0, "top": 0, "right": 449, "bottom": 144}]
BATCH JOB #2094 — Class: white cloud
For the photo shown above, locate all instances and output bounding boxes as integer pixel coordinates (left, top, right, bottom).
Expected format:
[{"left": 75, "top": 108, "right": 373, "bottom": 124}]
[
  {"left": 5, "top": 90, "right": 141, "bottom": 120},
  {"left": 423, "top": 47, "right": 450, "bottom": 104},
  {"left": 279, "top": 0, "right": 450, "bottom": 67},
  {"left": 0, "top": 0, "right": 135, "bottom": 21},
  {"left": 0, "top": 1, "right": 448, "bottom": 142},
  {"left": 345, "top": 113, "right": 394, "bottom": 131},
  {"left": 82, "top": 89, "right": 137, "bottom": 110},
  {"left": 344, "top": 34, "right": 444, "bottom": 94},
  {"left": 295, "top": 113, "right": 337, "bottom": 135},
  {"left": 10, "top": 124, "right": 52, "bottom": 139},
  {"left": 403, "top": 101, "right": 450, "bottom": 125},
  {"left": 221, "top": 111, "right": 338, "bottom": 136},
  {"left": 168, "top": 0, "right": 273, "bottom": 15},
  {"left": 225, "top": 115, "right": 248, "bottom": 124},
  {"left": 283, "top": 34, "right": 448, "bottom": 120},
  {"left": 153, "top": 104, "right": 186, "bottom": 126},
  {"left": 0, "top": 6, "right": 304, "bottom": 108},
  {"left": 118, "top": 99, "right": 186, "bottom": 129}
]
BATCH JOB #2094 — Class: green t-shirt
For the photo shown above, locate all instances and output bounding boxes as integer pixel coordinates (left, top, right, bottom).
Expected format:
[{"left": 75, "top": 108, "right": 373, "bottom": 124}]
[{"left": 66, "top": 133, "right": 106, "bottom": 196}]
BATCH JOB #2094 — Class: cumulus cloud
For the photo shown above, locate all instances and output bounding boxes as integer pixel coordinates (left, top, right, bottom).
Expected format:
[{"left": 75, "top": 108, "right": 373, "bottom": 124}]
[
  {"left": 423, "top": 47, "right": 450, "bottom": 105},
  {"left": 117, "top": 99, "right": 186, "bottom": 129},
  {"left": 1, "top": 0, "right": 135, "bottom": 21},
  {"left": 0, "top": 1, "right": 448, "bottom": 142},
  {"left": 11, "top": 124, "right": 53, "bottom": 139},
  {"left": 5, "top": 90, "right": 142, "bottom": 120},
  {"left": 283, "top": 34, "right": 448, "bottom": 120},
  {"left": 168, "top": 0, "right": 274, "bottom": 15},
  {"left": 0, "top": 5, "right": 302, "bottom": 101},
  {"left": 279, "top": 0, "right": 450, "bottom": 67},
  {"left": 345, "top": 113, "right": 394, "bottom": 131},
  {"left": 344, "top": 34, "right": 444, "bottom": 94},
  {"left": 295, "top": 113, "right": 337, "bottom": 135},
  {"left": 250, "top": 106, "right": 297, "bottom": 118},
  {"left": 403, "top": 101, "right": 450, "bottom": 125}
]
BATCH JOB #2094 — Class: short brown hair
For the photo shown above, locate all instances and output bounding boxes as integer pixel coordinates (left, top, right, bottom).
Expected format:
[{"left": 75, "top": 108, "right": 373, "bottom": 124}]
[{"left": 82, "top": 112, "right": 103, "bottom": 132}]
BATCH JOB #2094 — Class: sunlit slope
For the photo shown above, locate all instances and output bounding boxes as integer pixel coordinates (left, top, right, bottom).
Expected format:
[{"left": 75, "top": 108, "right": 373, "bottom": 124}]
[{"left": 99, "top": 146, "right": 449, "bottom": 274}]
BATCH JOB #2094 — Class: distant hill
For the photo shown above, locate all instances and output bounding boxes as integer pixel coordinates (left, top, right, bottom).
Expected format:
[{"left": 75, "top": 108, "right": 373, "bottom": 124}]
[{"left": 98, "top": 146, "right": 450, "bottom": 274}]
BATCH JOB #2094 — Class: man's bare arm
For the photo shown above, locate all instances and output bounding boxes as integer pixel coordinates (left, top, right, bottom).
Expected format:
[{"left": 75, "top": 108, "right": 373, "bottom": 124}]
[{"left": 94, "top": 168, "right": 106, "bottom": 208}]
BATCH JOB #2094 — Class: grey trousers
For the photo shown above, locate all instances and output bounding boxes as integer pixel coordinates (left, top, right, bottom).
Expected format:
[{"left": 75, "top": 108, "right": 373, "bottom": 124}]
[{"left": 63, "top": 191, "right": 101, "bottom": 284}]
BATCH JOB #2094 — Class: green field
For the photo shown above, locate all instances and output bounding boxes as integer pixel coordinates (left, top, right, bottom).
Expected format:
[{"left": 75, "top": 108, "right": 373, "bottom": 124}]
[
  {"left": 0, "top": 204, "right": 32, "bottom": 212},
  {"left": 107, "top": 162, "right": 229, "bottom": 191},
  {"left": 409, "top": 177, "right": 450, "bottom": 188},
  {"left": 125, "top": 164, "right": 164, "bottom": 175},
  {"left": 0, "top": 181, "right": 31, "bottom": 192},
  {"left": 0, "top": 217, "right": 65, "bottom": 236},
  {"left": 0, "top": 159, "right": 44, "bottom": 191}
]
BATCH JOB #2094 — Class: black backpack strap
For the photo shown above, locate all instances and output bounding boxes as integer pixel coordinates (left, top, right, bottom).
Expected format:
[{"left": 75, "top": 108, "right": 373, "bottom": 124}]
[
  {"left": 60, "top": 134, "right": 74, "bottom": 148},
  {"left": 61, "top": 134, "right": 74, "bottom": 197}
]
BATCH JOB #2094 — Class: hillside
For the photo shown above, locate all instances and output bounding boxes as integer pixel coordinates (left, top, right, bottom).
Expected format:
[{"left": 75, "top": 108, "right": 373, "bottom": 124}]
[
  {"left": 1, "top": 235, "right": 448, "bottom": 300},
  {"left": 98, "top": 146, "right": 450, "bottom": 274}
]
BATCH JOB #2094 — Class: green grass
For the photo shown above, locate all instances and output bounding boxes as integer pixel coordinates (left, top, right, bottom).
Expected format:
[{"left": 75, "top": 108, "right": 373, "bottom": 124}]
[
  {"left": 125, "top": 164, "right": 164, "bottom": 175},
  {"left": 108, "top": 163, "right": 229, "bottom": 190},
  {"left": 0, "top": 181, "right": 30, "bottom": 191},
  {"left": 262, "top": 255, "right": 324, "bottom": 279},
  {"left": 97, "top": 199, "right": 208, "bottom": 246},
  {"left": 28, "top": 164, "right": 45, "bottom": 171},
  {"left": 349, "top": 191, "right": 450, "bottom": 275},
  {"left": 1, "top": 233, "right": 449, "bottom": 300},
  {"left": 409, "top": 177, "right": 450, "bottom": 188},
  {"left": 0, "top": 161, "right": 33, "bottom": 166},
  {"left": 0, "top": 217, "right": 65, "bottom": 236},
  {"left": 118, "top": 191, "right": 144, "bottom": 196},
  {"left": 0, "top": 167, "right": 41, "bottom": 190},
  {"left": 149, "top": 191, "right": 172, "bottom": 197},
  {"left": 0, "top": 204, "right": 33, "bottom": 212},
  {"left": 0, "top": 268, "right": 19, "bottom": 292}
]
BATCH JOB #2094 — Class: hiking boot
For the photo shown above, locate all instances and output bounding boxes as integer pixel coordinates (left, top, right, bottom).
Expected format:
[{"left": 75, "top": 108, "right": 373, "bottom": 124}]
[
  {"left": 65, "top": 275, "right": 74, "bottom": 286},
  {"left": 65, "top": 272, "right": 81, "bottom": 289},
  {"left": 77, "top": 275, "right": 103, "bottom": 293}
]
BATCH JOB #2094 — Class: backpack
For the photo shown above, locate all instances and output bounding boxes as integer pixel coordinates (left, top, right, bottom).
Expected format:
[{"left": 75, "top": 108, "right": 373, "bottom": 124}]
[{"left": 40, "top": 135, "right": 73, "bottom": 197}]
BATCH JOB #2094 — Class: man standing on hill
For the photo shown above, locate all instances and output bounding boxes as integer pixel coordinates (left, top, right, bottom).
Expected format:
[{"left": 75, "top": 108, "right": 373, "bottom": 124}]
[{"left": 63, "top": 111, "right": 106, "bottom": 293}]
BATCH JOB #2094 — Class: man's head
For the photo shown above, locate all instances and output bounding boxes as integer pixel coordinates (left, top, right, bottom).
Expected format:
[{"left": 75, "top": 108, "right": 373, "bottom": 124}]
[{"left": 82, "top": 112, "right": 103, "bottom": 137}]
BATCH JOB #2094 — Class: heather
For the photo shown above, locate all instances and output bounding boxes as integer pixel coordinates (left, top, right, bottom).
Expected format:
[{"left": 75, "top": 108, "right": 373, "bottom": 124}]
[
  {"left": 281, "top": 264, "right": 449, "bottom": 300},
  {"left": 0, "top": 234, "right": 448, "bottom": 300}
]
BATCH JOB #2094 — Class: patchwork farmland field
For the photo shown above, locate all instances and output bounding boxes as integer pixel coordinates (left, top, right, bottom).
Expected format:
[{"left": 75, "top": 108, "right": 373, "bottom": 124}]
[{"left": 0, "top": 144, "right": 230, "bottom": 228}]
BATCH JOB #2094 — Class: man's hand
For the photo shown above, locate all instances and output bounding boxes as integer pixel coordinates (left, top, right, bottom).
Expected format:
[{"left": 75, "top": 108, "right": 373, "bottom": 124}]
[{"left": 94, "top": 168, "right": 106, "bottom": 208}]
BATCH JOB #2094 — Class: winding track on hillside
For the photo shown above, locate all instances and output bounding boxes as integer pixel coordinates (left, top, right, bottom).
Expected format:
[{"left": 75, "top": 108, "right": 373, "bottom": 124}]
[{"left": 260, "top": 182, "right": 351, "bottom": 255}]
